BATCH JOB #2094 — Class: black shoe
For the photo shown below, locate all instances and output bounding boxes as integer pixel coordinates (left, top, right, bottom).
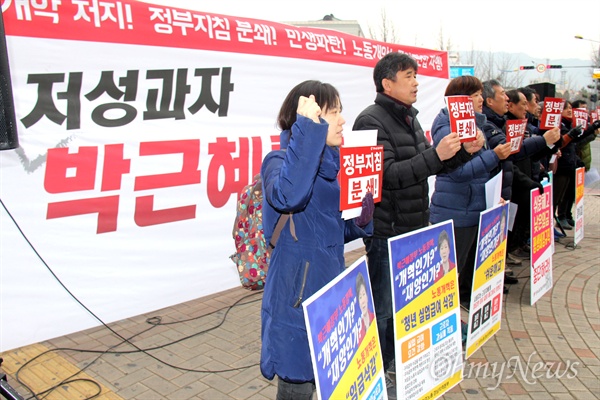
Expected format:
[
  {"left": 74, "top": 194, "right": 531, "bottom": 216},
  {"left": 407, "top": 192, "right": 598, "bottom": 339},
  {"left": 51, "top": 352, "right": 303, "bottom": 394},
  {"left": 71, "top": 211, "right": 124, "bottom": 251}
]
[
  {"left": 558, "top": 219, "right": 573, "bottom": 230},
  {"left": 504, "top": 275, "right": 519, "bottom": 285},
  {"left": 554, "top": 227, "right": 566, "bottom": 238},
  {"left": 503, "top": 285, "right": 509, "bottom": 294},
  {"left": 567, "top": 218, "right": 575, "bottom": 226}
]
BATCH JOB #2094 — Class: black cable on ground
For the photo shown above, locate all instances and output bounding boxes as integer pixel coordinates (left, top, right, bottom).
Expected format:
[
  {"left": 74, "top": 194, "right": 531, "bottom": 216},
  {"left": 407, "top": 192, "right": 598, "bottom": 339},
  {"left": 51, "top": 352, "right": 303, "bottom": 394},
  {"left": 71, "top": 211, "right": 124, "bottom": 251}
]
[{"left": 2, "top": 197, "right": 264, "bottom": 400}]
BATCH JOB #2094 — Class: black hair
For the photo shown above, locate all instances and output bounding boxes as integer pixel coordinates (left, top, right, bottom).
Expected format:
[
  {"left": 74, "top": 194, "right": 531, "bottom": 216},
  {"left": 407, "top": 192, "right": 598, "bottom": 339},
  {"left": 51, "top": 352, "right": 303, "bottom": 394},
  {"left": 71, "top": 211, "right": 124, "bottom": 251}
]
[
  {"left": 356, "top": 272, "right": 367, "bottom": 295},
  {"left": 277, "top": 80, "right": 341, "bottom": 131},
  {"left": 506, "top": 89, "right": 524, "bottom": 104},
  {"left": 373, "top": 52, "right": 419, "bottom": 93},
  {"left": 438, "top": 230, "right": 450, "bottom": 247},
  {"left": 517, "top": 86, "right": 537, "bottom": 102}
]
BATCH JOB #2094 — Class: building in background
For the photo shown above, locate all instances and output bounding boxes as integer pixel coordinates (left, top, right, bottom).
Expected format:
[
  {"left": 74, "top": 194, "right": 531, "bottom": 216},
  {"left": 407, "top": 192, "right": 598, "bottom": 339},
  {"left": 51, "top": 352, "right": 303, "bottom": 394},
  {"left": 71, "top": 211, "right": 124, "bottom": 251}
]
[{"left": 283, "top": 14, "right": 364, "bottom": 37}]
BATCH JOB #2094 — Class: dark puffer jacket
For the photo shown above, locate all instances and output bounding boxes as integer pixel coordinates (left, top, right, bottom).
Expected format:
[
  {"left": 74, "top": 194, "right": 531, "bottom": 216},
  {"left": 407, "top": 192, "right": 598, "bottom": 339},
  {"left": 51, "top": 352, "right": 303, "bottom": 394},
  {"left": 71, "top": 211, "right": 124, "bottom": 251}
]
[
  {"left": 260, "top": 116, "right": 372, "bottom": 382},
  {"left": 352, "top": 93, "right": 470, "bottom": 238},
  {"left": 429, "top": 109, "right": 500, "bottom": 228},
  {"left": 481, "top": 105, "right": 548, "bottom": 200}
]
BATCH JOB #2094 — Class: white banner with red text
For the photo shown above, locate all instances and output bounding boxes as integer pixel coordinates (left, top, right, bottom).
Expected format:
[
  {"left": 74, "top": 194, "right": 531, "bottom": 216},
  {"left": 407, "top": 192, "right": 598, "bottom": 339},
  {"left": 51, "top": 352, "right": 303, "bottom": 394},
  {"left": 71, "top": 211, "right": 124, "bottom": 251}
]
[{"left": 0, "top": 0, "right": 449, "bottom": 351}]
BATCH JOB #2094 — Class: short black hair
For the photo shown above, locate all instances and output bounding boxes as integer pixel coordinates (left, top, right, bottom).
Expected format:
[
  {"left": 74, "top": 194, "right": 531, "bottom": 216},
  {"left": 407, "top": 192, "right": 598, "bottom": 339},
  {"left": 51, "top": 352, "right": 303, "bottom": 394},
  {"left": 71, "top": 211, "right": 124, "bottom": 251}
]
[
  {"left": 438, "top": 230, "right": 449, "bottom": 247},
  {"left": 277, "top": 80, "right": 341, "bottom": 131},
  {"left": 356, "top": 272, "right": 367, "bottom": 295},
  {"left": 518, "top": 86, "right": 537, "bottom": 102},
  {"left": 373, "top": 52, "right": 418, "bottom": 93},
  {"left": 506, "top": 89, "right": 523, "bottom": 104}
]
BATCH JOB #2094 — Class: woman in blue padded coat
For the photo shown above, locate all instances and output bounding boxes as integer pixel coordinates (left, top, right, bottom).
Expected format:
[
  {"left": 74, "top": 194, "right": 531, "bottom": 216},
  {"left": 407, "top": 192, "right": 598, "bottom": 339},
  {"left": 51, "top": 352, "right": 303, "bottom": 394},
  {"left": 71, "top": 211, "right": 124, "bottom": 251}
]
[
  {"left": 428, "top": 76, "right": 512, "bottom": 309},
  {"left": 260, "top": 80, "right": 374, "bottom": 399}
]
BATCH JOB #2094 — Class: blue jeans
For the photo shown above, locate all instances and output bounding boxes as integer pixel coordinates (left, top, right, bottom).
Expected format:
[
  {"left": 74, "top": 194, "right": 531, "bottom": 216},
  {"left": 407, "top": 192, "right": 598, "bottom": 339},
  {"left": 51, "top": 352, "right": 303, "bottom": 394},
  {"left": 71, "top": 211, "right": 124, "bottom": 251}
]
[{"left": 364, "top": 237, "right": 395, "bottom": 370}]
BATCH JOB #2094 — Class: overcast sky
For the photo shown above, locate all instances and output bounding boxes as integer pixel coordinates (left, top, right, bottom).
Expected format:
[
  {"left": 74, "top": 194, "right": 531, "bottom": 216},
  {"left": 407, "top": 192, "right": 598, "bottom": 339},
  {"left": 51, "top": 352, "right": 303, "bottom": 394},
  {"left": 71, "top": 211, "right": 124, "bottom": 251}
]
[{"left": 141, "top": 0, "right": 600, "bottom": 61}]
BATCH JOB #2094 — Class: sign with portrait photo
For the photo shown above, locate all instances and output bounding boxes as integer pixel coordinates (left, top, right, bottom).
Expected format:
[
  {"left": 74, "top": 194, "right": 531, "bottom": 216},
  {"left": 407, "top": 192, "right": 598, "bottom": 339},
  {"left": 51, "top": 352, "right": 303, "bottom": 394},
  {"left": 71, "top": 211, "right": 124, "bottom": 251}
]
[
  {"left": 388, "top": 221, "right": 463, "bottom": 400},
  {"left": 303, "top": 256, "right": 386, "bottom": 400}
]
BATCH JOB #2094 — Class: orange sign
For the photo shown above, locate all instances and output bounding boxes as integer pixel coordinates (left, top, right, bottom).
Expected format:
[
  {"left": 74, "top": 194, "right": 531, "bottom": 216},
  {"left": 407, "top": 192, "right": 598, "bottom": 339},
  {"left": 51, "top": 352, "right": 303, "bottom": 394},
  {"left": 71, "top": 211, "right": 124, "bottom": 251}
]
[{"left": 401, "top": 329, "right": 431, "bottom": 363}]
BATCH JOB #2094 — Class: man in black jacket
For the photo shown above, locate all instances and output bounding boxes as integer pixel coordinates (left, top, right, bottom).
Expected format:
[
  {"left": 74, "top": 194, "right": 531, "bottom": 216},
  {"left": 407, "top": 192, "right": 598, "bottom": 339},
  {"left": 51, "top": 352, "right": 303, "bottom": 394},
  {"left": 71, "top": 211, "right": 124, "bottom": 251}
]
[{"left": 352, "top": 53, "right": 481, "bottom": 396}]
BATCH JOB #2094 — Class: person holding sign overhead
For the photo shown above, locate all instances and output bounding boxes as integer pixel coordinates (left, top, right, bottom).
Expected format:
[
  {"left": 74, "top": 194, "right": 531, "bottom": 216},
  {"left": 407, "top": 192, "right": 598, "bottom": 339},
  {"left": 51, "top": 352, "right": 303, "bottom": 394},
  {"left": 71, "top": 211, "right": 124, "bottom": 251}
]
[
  {"left": 260, "top": 80, "right": 374, "bottom": 400},
  {"left": 429, "top": 75, "right": 511, "bottom": 309}
]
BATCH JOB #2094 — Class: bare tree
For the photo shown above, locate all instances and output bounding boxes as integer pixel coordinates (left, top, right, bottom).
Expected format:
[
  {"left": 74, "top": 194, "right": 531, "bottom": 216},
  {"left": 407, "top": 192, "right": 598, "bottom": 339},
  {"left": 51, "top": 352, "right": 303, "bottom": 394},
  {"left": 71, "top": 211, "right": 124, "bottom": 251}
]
[
  {"left": 474, "top": 50, "right": 496, "bottom": 82},
  {"left": 367, "top": 8, "right": 398, "bottom": 43},
  {"left": 436, "top": 26, "right": 453, "bottom": 52},
  {"left": 496, "top": 53, "right": 523, "bottom": 88}
]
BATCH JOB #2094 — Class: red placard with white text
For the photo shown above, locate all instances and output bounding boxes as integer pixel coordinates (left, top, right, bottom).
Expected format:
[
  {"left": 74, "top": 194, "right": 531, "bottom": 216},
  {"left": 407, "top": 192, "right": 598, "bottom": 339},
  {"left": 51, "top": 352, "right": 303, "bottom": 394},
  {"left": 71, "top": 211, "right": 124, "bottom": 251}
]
[
  {"left": 591, "top": 109, "right": 599, "bottom": 122},
  {"left": 505, "top": 119, "right": 527, "bottom": 154},
  {"left": 572, "top": 108, "right": 589, "bottom": 130},
  {"left": 539, "top": 98, "right": 565, "bottom": 130},
  {"left": 339, "top": 146, "right": 383, "bottom": 212},
  {"left": 445, "top": 95, "right": 477, "bottom": 142}
]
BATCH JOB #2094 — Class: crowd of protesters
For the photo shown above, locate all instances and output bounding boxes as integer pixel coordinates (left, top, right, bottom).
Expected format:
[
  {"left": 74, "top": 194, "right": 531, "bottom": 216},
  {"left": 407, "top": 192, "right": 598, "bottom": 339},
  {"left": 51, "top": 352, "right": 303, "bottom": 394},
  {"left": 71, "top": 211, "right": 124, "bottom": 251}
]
[{"left": 259, "top": 52, "right": 600, "bottom": 400}]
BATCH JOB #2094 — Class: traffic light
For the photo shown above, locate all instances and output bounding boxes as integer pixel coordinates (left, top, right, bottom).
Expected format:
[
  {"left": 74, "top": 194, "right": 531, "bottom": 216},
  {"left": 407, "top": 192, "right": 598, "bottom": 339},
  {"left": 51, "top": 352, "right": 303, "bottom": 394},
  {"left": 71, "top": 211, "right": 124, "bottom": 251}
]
[
  {"left": 591, "top": 94, "right": 598, "bottom": 102},
  {"left": 545, "top": 65, "right": 562, "bottom": 69},
  {"left": 519, "top": 66, "right": 535, "bottom": 70}
]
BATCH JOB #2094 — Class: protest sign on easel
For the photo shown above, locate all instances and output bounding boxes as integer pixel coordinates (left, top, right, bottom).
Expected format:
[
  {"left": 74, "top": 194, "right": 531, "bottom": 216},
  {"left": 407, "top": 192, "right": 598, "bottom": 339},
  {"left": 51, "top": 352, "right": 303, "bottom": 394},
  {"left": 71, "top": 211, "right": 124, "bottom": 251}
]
[
  {"left": 303, "top": 256, "right": 386, "bottom": 400},
  {"left": 464, "top": 203, "right": 509, "bottom": 358},
  {"left": 388, "top": 221, "right": 463, "bottom": 400},
  {"left": 530, "top": 182, "right": 553, "bottom": 305},
  {"left": 574, "top": 167, "right": 585, "bottom": 246}
]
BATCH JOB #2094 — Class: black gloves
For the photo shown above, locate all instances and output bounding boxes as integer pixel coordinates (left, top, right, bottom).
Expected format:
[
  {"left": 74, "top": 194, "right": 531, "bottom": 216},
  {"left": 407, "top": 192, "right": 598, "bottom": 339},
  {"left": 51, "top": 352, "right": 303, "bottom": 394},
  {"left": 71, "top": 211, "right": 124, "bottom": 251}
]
[
  {"left": 533, "top": 182, "right": 544, "bottom": 195},
  {"left": 567, "top": 126, "right": 584, "bottom": 139},
  {"left": 583, "top": 120, "right": 600, "bottom": 136},
  {"left": 355, "top": 192, "right": 374, "bottom": 228}
]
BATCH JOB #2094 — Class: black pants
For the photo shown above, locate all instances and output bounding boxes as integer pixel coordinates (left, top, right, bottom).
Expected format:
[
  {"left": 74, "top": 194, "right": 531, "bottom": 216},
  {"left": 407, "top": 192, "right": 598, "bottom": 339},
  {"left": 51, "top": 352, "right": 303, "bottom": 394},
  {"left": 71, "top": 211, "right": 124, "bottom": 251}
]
[
  {"left": 509, "top": 185, "right": 533, "bottom": 252},
  {"left": 277, "top": 378, "right": 315, "bottom": 400},
  {"left": 553, "top": 170, "right": 572, "bottom": 216},
  {"left": 454, "top": 225, "right": 478, "bottom": 304},
  {"left": 558, "top": 173, "right": 576, "bottom": 220}
]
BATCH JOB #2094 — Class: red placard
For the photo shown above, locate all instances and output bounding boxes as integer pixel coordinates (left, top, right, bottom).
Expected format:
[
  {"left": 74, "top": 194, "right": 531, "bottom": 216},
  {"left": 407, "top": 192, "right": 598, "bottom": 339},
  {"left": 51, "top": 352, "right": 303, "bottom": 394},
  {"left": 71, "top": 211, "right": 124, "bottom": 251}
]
[
  {"left": 590, "top": 109, "right": 599, "bottom": 123},
  {"left": 539, "top": 98, "right": 564, "bottom": 130},
  {"left": 338, "top": 145, "right": 383, "bottom": 211},
  {"left": 572, "top": 108, "right": 589, "bottom": 129},
  {"left": 445, "top": 95, "right": 477, "bottom": 142},
  {"left": 505, "top": 119, "right": 527, "bottom": 154}
]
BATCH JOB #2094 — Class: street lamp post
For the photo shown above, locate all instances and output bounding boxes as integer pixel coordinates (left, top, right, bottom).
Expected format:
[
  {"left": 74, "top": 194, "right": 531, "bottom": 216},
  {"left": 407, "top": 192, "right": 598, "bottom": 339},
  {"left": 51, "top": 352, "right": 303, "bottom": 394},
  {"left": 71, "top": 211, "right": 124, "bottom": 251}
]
[
  {"left": 574, "top": 35, "right": 600, "bottom": 60},
  {"left": 574, "top": 36, "right": 600, "bottom": 107}
]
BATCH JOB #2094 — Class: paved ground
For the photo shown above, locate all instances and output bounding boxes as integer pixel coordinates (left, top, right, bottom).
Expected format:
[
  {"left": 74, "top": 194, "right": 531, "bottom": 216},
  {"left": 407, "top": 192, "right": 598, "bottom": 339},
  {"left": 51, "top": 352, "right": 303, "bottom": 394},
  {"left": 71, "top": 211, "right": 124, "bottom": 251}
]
[{"left": 2, "top": 142, "right": 600, "bottom": 399}]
